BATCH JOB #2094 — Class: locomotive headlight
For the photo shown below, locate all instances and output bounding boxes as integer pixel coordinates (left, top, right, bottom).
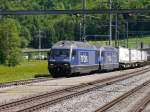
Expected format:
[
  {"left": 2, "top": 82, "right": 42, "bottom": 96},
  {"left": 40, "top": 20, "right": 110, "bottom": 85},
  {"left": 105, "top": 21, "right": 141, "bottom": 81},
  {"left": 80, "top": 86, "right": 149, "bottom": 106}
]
[
  {"left": 50, "top": 64, "right": 54, "bottom": 66},
  {"left": 64, "top": 64, "right": 68, "bottom": 66},
  {"left": 64, "top": 64, "right": 69, "bottom": 67}
]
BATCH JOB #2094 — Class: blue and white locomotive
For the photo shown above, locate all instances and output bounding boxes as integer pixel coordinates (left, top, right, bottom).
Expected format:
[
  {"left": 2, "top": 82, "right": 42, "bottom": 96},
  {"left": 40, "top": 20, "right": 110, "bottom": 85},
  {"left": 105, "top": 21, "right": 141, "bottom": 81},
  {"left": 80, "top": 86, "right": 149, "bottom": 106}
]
[
  {"left": 48, "top": 41, "right": 119, "bottom": 77},
  {"left": 98, "top": 46, "right": 119, "bottom": 70}
]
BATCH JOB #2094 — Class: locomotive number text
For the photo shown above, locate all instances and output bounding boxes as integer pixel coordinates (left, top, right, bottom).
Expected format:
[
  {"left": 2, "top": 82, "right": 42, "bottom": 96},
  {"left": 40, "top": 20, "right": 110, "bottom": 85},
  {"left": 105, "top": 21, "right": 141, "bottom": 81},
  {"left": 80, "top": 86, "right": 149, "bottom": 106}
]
[{"left": 80, "top": 52, "right": 89, "bottom": 63}]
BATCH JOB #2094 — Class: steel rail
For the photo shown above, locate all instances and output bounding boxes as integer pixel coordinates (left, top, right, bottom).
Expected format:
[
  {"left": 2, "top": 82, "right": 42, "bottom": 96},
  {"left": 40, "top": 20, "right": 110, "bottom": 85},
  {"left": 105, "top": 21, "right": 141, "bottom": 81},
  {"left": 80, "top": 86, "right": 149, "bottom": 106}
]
[
  {"left": 0, "top": 9, "right": 150, "bottom": 15},
  {"left": 0, "top": 67, "right": 149, "bottom": 112},
  {"left": 95, "top": 72, "right": 150, "bottom": 112},
  {"left": 0, "top": 77, "right": 54, "bottom": 88},
  {"left": 0, "top": 67, "right": 147, "bottom": 88},
  {"left": 0, "top": 68, "right": 136, "bottom": 89},
  {"left": 129, "top": 93, "right": 150, "bottom": 112}
]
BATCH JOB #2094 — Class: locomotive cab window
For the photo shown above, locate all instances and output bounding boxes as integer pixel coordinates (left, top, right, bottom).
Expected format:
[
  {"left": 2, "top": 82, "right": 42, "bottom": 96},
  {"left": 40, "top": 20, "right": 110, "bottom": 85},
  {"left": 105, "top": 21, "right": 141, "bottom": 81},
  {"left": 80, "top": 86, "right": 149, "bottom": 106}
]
[
  {"left": 72, "top": 50, "right": 76, "bottom": 57},
  {"left": 51, "top": 49, "right": 70, "bottom": 57}
]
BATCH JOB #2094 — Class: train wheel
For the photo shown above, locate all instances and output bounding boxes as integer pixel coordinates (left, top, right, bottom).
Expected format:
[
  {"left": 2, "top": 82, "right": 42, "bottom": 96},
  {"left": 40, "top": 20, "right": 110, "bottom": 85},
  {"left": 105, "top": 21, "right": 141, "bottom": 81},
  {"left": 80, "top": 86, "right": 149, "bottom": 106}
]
[
  {"left": 65, "top": 74, "right": 71, "bottom": 78},
  {"left": 50, "top": 73, "right": 59, "bottom": 78}
]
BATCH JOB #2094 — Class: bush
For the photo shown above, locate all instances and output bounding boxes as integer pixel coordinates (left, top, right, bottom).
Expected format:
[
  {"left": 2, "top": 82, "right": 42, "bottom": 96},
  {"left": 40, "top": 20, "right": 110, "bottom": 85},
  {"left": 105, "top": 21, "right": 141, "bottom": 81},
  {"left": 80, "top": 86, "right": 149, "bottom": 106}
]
[
  {"left": 0, "top": 18, "right": 21, "bottom": 66},
  {"left": 7, "top": 48, "right": 22, "bottom": 66}
]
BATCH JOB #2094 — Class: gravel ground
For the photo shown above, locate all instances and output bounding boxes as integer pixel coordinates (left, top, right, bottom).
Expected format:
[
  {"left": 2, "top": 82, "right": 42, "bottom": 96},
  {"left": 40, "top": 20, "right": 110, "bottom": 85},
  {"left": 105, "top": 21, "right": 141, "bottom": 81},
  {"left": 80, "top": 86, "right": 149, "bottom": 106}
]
[
  {"left": 39, "top": 70, "right": 150, "bottom": 112},
  {"left": 142, "top": 99, "right": 150, "bottom": 112},
  {"left": 0, "top": 66, "right": 148, "bottom": 105},
  {"left": 105, "top": 84, "right": 150, "bottom": 112}
]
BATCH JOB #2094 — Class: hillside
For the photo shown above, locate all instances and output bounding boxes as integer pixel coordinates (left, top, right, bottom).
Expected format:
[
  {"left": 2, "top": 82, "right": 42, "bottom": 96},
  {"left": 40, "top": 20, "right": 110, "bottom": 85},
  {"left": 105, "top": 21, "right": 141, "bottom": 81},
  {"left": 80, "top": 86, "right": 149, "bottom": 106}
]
[{"left": 0, "top": 0, "right": 150, "bottom": 49}]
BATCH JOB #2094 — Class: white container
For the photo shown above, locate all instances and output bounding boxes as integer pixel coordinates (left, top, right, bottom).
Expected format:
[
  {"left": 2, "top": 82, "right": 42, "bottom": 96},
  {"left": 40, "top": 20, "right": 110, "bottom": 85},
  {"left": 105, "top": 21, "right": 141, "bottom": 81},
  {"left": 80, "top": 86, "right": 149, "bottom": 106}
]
[
  {"left": 130, "top": 49, "right": 138, "bottom": 63},
  {"left": 119, "top": 47, "right": 130, "bottom": 63},
  {"left": 142, "top": 51, "right": 147, "bottom": 61},
  {"left": 137, "top": 50, "right": 142, "bottom": 62}
]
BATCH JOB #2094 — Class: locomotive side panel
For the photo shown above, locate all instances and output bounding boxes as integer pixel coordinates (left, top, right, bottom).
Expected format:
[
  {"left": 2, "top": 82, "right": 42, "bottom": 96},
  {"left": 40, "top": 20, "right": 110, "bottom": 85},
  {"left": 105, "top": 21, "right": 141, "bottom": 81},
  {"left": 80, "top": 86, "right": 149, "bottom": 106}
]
[
  {"left": 100, "top": 47, "right": 119, "bottom": 70},
  {"left": 79, "top": 49, "right": 99, "bottom": 73},
  {"left": 71, "top": 49, "right": 99, "bottom": 74}
]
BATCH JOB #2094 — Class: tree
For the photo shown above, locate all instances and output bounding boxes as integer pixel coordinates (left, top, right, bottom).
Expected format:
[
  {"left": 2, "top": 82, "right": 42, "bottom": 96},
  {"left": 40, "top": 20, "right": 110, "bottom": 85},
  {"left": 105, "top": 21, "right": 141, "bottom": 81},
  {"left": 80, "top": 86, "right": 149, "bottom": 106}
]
[
  {"left": 0, "top": 0, "right": 150, "bottom": 49},
  {"left": 0, "top": 18, "right": 21, "bottom": 66}
]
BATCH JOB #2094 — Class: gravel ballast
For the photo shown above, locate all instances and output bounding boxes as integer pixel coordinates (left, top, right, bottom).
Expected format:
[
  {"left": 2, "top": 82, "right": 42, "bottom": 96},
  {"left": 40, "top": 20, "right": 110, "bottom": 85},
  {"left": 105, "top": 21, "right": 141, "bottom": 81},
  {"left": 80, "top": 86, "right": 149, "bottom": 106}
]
[
  {"left": 105, "top": 84, "right": 150, "bottom": 112},
  {"left": 39, "top": 70, "right": 150, "bottom": 112},
  {"left": 0, "top": 66, "right": 148, "bottom": 105}
]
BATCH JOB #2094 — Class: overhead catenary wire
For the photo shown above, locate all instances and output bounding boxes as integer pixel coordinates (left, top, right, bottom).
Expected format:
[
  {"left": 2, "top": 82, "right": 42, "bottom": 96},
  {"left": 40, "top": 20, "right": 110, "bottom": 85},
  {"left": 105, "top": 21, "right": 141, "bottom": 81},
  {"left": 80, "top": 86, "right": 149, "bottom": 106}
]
[{"left": 1, "top": 9, "right": 150, "bottom": 15}]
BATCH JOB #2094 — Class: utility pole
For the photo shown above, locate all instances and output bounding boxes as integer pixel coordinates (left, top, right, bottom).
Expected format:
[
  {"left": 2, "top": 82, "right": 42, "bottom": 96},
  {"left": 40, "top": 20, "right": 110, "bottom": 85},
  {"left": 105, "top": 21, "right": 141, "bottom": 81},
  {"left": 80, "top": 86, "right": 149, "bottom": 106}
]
[
  {"left": 83, "top": 0, "right": 86, "bottom": 41},
  {"left": 115, "top": 14, "right": 118, "bottom": 47},
  {"left": 118, "top": 31, "right": 120, "bottom": 46},
  {"left": 0, "top": 9, "right": 2, "bottom": 20},
  {"left": 38, "top": 29, "right": 42, "bottom": 60},
  {"left": 126, "top": 21, "right": 129, "bottom": 48},
  {"left": 80, "top": 22, "right": 82, "bottom": 41},
  {"left": 109, "top": 0, "right": 112, "bottom": 46},
  {"left": 5, "top": 31, "right": 9, "bottom": 47}
]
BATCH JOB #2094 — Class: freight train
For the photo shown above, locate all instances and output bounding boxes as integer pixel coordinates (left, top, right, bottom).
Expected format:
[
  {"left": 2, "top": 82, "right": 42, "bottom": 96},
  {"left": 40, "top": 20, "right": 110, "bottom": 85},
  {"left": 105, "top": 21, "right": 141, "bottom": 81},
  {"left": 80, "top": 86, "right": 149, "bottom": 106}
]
[{"left": 48, "top": 41, "right": 147, "bottom": 77}]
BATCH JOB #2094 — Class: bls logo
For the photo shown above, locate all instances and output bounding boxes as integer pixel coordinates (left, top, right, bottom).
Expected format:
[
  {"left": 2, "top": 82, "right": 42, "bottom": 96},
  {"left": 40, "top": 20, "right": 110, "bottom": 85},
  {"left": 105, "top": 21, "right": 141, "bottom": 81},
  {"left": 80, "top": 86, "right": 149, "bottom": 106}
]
[{"left": 80, "top": 52, "right": 89, "bottom": 63}]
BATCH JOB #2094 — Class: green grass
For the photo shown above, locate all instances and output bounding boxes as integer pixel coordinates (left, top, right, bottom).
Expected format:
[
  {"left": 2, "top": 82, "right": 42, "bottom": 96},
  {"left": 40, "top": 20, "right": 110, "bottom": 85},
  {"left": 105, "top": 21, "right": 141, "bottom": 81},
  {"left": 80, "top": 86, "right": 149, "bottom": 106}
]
[
  {"left": 89, "top": 36, "right": 150, "bottom": 48},
  {"left": 0, "top": 60, "right": 49, "bottom": 83},
  {"left": 1, "top": 36, "right": 150, "bottom": 83}
]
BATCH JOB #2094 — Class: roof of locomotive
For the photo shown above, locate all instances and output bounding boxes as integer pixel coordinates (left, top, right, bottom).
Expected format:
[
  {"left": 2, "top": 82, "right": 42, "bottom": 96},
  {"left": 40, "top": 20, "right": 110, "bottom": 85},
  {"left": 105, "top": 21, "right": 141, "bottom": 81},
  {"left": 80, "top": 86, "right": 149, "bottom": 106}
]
[
  {"left": 96, "top": 45, "right": 118, "bottom": 51},
  {"left": 52, "top": 41, "right": 97, "bottom": 49}
]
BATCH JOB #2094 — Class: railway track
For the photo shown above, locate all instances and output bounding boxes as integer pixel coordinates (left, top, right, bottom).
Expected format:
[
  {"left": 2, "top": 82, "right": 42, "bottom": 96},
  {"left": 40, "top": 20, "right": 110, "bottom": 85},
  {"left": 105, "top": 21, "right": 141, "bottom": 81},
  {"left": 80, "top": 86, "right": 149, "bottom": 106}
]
[
  {"left": 95, "top": 78, "right": 150, "bottom": 112},
  {"left": 0, "top": 67, "right": 145, "bottom": 89},
  {"left": 0, "top": 77, "right": 54, "bottom": 88},
  {"left": 0, "top": 67, "right": 150, "bottom": 112},
  {"left": 129, "top": 92, "right": 150, "bottom": 112}
]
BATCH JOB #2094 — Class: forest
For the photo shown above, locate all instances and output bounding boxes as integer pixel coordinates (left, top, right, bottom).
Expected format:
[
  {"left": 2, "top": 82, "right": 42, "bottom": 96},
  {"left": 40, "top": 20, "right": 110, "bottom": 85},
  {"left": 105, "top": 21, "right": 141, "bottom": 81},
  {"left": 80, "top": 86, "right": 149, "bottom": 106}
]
[{"left": 0, "top": 0, "right": 150, "bottom": 65}]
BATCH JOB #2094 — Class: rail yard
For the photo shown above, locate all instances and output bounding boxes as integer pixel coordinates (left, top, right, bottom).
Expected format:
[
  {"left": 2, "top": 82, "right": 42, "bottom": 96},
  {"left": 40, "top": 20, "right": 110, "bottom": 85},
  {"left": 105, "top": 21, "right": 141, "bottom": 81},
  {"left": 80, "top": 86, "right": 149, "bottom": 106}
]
[
  {"left": 0, "top": 66, "right": 149, "bottom": 112},
  {"left": 1, "top": 1, "right": 150, "bottom": 112}
]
